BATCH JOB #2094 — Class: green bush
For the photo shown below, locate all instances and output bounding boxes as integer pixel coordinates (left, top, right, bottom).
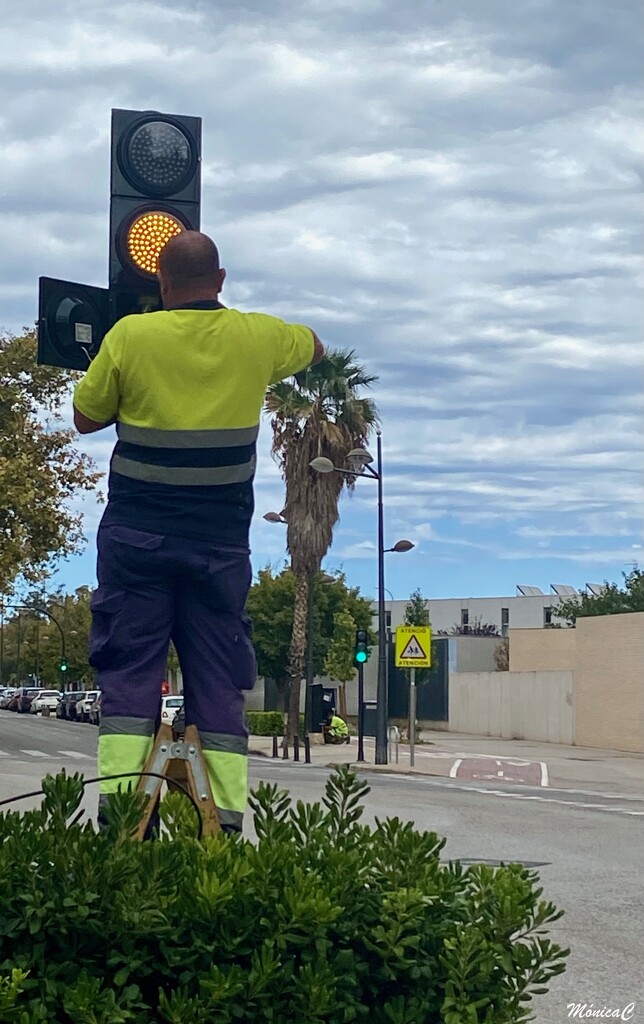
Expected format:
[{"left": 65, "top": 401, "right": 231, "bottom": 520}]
[
  {"left": 246, "top": 711, "right": 306, "bottom": 736},
  {"left": 0, "top": 769, "right": 568, "bottom": 1023},
  {"left": 246, "top": 711, "right": 285, "bottom": 736}
]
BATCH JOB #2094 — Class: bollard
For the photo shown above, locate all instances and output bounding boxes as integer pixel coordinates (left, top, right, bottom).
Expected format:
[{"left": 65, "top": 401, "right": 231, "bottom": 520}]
[
  {"left": 42, "top": 706, "right": 50, "bottom": 718},
  {"left": 282, "top": 738, "right": 289, "bottom": 759},
  {"left": 272, "top": 735, "right": 279, "bottom": 758},
  {"left": 304, "top": 735, "right": 311, "bottom": 764},
  {"left": 293, "top": 735, "right": 300, "bottom": 762},
  {"left": 388, "top": 725, "right": 400, "bottom": 764}
]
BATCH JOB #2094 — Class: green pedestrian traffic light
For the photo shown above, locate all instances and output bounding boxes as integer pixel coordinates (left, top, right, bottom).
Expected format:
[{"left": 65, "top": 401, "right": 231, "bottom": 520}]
[{"left": 354, "top": 629, "right": 369, "bottom": 666}]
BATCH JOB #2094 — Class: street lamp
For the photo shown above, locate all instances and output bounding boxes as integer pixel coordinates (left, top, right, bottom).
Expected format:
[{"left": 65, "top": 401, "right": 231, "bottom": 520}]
[
  {"left": 310, "top": 432, "right": 414, "bottom": 763},
  {"left": 263, "top": 511, "right": 335, "bottom": 733}
]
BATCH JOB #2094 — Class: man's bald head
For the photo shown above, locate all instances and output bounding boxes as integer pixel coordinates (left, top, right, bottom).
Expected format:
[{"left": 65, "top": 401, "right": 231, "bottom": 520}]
[{"left": 157, "top": 230, "right": 226, "bottom": 307}]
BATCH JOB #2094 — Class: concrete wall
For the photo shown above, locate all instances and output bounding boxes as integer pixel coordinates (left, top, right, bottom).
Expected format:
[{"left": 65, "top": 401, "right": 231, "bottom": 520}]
[
  {"left": 449, "top": 670, "right": 574, "bottom": 744},
  {"left": 510, "top": 627, "right": 577, "bottom": 672},
  {"left": 448, "top": 636, "right": 500, "bottom": 673},
  {"left": 575, "top": 613, "right": 644, "bottom": 754}
]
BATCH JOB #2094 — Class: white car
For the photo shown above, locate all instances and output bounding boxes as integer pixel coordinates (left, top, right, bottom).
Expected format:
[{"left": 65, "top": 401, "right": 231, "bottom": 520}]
[
  {"left": 75, "top": 690, "right": 100, "bottom": 723},
  {"left": 161, "top": 695, "right": 184, "bottom": 726},
  {"left": 30, "top": 690, "right": 63, "bottom": 714}
]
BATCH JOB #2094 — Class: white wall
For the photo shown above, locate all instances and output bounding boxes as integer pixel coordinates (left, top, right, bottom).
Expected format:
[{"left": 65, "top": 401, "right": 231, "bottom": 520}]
[{"left": 448, "top": 670, "right": 574, "bottom": 744}]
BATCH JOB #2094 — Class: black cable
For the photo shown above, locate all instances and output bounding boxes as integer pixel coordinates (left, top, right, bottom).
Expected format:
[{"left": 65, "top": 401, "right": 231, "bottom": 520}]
[{"left": 0, "top": 770, "right": 204, "bottom": 841}]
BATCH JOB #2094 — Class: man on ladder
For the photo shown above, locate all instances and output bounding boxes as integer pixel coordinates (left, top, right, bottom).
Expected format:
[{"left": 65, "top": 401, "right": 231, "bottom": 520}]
[{"left": 73, "top": 231, "right": 324, "bottom": 834}]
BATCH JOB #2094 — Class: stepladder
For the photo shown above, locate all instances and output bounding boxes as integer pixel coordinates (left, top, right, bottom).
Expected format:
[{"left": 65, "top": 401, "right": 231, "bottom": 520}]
[{"left": 134, "top": 722, "right": 220, "bottom": 840}]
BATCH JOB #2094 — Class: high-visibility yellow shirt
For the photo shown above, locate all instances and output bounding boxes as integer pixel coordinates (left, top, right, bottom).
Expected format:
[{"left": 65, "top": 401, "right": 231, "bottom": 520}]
[{"left": 73, "top": 300, "right": 314, "bottom": 542}]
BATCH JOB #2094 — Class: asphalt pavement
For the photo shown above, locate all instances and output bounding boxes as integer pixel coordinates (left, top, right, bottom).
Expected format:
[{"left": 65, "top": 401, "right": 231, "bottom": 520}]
[{"left": 1, "top": 710, "right": 643, "bottom": 1024}]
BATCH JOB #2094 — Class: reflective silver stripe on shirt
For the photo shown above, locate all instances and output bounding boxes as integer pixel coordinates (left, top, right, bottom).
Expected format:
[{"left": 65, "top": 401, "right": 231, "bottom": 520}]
[
  {"left": 99, "top": 716, "right": 157, "bottom": 737},
  {"left": 117, "top": 424, "right": 259, "bottom": 449},
  {"left": 200, "top": 732, "right": 249, "bottom": 756},
  {"left": 111, "top": 455, "right": 256, "bottom": 486}
]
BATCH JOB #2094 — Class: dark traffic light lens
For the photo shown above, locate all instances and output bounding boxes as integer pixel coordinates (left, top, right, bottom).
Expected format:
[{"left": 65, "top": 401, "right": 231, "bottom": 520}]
[{"left": 125, "top": 121, "right": 194, "bottom": 195}]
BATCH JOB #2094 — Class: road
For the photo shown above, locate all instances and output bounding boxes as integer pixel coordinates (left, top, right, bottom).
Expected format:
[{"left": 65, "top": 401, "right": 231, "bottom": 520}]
[{"left": 1, "top": 710, "right": 643, "bottom": 1024}]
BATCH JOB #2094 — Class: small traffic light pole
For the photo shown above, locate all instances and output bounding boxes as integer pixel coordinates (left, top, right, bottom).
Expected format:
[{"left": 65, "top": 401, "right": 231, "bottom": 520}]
[{"left": 356, "top": 661, "right": 366, "bottom": 763}]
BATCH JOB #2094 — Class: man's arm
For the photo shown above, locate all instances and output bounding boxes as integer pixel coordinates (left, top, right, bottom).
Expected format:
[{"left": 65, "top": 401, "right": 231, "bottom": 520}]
[
  {"left": 72, "top": 328, "right": 120, "bottom": 433},
  {"left": 310, "top": 330, "right": 325, "bottom": 365},
  {"left": 73, "top": 408, "right": 116, "bottom": 434}
]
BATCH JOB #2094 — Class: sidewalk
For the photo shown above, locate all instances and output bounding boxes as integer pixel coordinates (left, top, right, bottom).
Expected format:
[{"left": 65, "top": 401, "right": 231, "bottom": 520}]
[{"left": 249, "top": 731, "right": 644, "bottom": 797}]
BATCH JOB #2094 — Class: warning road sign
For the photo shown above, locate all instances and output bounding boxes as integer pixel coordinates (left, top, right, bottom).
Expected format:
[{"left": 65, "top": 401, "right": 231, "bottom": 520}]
[{"left": 395, "top": 625, "right": 431, "bottom": 667}]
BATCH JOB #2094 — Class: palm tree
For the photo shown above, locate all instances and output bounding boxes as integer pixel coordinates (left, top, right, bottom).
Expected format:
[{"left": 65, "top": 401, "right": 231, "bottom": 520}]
[{"left": 265, "top": 349, "right": 379, "bottom": 740}]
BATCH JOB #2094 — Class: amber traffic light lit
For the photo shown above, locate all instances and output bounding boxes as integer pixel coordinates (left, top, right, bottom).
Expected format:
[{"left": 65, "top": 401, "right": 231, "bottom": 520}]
[{"left": 126, "top": 211, "right": 184, "bottom": 276}]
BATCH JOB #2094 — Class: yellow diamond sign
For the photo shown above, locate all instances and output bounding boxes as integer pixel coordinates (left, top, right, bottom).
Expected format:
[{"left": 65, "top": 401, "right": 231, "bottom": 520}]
[{"left": 395, "top": 625, "right": 431, "bottom": 668}]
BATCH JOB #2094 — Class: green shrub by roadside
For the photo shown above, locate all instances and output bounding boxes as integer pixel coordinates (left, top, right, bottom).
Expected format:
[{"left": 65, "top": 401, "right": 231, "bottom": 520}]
[
  {"left": 246, "top": 711, "right": 305, "bottom": 736},
  {"left": 0, "top": 768, "right": 568, "bottom": 1023}
]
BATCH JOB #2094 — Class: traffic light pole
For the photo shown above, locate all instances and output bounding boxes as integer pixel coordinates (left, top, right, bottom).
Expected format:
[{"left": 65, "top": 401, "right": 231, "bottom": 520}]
[{"left": 356, "top": 661, "right": 366, "bottom": 762}]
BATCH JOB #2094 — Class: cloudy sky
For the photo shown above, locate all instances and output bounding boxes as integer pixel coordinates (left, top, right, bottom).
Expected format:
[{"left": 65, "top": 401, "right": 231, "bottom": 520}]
[{"left": 1, "top": 0, "right": 642, "bottom": 603}]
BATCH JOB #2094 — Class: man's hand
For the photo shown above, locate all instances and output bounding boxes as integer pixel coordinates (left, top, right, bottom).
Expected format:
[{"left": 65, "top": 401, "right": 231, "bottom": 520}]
[{"left": 73, "top": 407, "right": 115, "bottom": 434}]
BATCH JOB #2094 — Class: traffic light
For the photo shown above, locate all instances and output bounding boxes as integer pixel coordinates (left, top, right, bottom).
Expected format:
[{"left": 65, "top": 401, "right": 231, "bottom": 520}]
[
  {"left": 60, "top": 661, "right": 68, "bottom": 673},
  {"left": 109, "top": 109, "right": 201, "bottom": 325},
  {"left": 37, "top": 277, "right": 109, "bottom": 370},
  {"left": 354, "top": 629, "right": 369, "bottom": 666},
  {"left": 37, "top": 107, "right": 202, "bottom": 369}
]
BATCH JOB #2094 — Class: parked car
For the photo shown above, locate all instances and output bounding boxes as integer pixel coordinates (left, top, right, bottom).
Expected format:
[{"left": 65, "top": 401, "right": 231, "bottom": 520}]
[
  {"left": 75, "top": 690, "right": 100, "bottom": 723},
  {"left": 161, "top": 695, "right": 184, "bottom": 727},
  {"left": 88, "top": 693, "right": 101, "bottom": 726},
  {"left": 56, "top": 691, "right": 86, "bottom": 721},
  {"left": 15, "top": 687, "right": 42, "bottom": 714},
  {"left": 0, "top": 687, "right": 18, "bottom": 709},
  {"left": 30, "top": 690, "right": 63, "bottom": 715}
]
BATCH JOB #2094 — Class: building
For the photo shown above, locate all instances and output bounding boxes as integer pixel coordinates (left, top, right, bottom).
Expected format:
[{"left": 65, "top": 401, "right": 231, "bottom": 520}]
[{"left": 379, "top": 584, "right": 600, "bottom": 637}]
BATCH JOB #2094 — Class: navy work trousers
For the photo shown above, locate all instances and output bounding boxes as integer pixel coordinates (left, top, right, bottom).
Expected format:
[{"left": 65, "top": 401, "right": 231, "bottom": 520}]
[{"left": 89, "top": 524, "right": 255, "bottom": 832}]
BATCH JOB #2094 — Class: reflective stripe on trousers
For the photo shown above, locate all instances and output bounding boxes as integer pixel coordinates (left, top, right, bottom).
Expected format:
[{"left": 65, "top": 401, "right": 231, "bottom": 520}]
[{"left": 98, "top": 719, "right": 248, "bottom": 832}]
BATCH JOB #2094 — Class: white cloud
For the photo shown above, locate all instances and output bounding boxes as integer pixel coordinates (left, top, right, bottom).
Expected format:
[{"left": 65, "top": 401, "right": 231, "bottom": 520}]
[{"left": 1, "top": 0, "right": 642, "bottom": 597}]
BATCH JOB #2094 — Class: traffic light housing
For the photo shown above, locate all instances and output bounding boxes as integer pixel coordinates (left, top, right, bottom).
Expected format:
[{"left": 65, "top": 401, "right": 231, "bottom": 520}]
[
  {"left": 354, "top": 629, "right": 369, "bottom": 666},
  {"left": 37, "top": 277, "right": 109, "bottom": 370},
  {"left": 37, "top": 107, "right": 202, "bottom": 369},
  {"left": 60, "top": 661, "right": 68, "bottom": 673},
  {"left": 109, "top": 109, "right": 201, "bottom": 325}
]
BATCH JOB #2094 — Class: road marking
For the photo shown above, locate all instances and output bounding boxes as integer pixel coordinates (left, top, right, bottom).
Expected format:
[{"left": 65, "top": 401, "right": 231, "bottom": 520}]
[
  {"left": 20, "top": 749, "right": 49, "bottom": 758},
  {"left": 449, "top": 758, "right": 463, "bottom": 778},
  {"left": 540, "top": 761, "right": 549, "bottom": 787},
  {"left": 0, "top": 750, "right": 8, "bottom": 756},
  {"left": 58, "top": 750, "right": 93, "bottom": 759}
]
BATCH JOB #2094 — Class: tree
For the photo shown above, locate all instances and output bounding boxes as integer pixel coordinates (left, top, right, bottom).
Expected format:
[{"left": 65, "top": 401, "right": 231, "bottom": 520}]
[
  {"left": 0, "top": 587, "right": 93, "bottom": 687},
  {"left": 246, "top": 565, "right": 374, "bottom": 714},
  {"left": 0, "top": 331, "right": 101, "bottom": 595},
  {"left": 404, "top": 588, "right": 430, "bottom": 627},
  {"left": 555, "top": 569, "right": 644, "bottom": 625},
  {"left": 266, "top": 350, "right": 378, "bottom": 738},
  {"left": 324, "top": 609, "right": 358, "bottom": 719}
]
